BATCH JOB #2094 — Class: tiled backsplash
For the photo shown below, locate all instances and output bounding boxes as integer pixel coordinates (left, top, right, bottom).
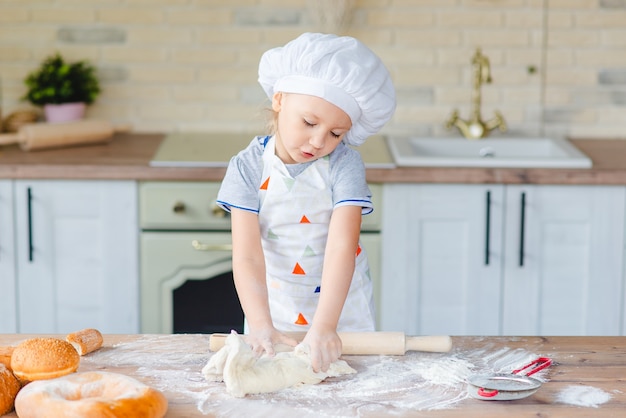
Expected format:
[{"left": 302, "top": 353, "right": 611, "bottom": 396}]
[{"left": 0, "top": 0, "right": 624, "bottom": 139}]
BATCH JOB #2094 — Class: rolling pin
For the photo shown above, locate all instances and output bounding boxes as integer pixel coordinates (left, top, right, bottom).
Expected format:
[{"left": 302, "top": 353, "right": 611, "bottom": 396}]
[
  {"left": 209, "top": 332, "right": 452, "bottom": 355},
  {"left": 0, "top": 119, "right": 130, "bottom": 151}
]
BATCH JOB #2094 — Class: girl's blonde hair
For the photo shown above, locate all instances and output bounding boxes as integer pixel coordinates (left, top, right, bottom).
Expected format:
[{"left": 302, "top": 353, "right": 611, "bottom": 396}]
[{"left": 264, "top": 107, "right": 278, "bottom": 135}]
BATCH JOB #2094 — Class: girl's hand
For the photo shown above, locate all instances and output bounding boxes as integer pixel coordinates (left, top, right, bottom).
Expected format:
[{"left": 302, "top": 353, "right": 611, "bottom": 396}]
[
  {"left": 302, "top": 326, "right": 342, "bottom": 373},
  {"left": 245, "top": 327, "right": 298, "bottom": 357}
]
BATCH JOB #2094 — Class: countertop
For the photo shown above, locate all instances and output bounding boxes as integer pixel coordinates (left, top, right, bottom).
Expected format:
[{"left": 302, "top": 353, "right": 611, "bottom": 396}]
[
  {"left": 1, "top": 334, "right": 625, "bottom": 417},
  {"left": 1, "top": 133, "right": 626, "bottom": 184}
]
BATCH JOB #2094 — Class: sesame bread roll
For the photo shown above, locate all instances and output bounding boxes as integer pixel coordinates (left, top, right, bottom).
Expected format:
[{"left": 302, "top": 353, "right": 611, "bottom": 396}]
[{"left": 10, "top": 338, "right": 79, "bottom": 383}]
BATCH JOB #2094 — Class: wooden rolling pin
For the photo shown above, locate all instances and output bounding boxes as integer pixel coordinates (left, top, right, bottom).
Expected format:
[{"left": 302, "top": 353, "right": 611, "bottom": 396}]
[
  {"left": 209, "top": 332, "right": 452, "bottom": 355},
  {"left": 0, "top": 119, "right": 130, "bottom": 151}
]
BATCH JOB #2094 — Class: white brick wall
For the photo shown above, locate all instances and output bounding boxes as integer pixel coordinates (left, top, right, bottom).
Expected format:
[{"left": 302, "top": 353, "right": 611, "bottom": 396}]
[{"left": 0, "top": 0, "right": 624, "bottom": 138}]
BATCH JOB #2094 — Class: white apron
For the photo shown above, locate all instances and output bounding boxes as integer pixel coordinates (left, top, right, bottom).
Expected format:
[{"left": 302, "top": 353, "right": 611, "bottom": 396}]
[{"left": 258, "top": 136, "right": 375, "bottom": 332}]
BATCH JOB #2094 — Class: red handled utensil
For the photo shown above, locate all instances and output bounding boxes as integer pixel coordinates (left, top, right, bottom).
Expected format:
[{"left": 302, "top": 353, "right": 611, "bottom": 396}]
[{"left": 467, "top": 357, "right": 552, "bottom": 401}]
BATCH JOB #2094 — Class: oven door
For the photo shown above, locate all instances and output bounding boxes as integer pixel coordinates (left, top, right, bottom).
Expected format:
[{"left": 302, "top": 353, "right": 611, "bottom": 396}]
[{"left": 140, "top": 231, "right": 243, "bottom": 334}]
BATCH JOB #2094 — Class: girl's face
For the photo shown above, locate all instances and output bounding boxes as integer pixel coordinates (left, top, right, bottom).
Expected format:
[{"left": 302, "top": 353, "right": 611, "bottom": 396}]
[{"left": 271, "top": 92, "right": 352, "bottom": 164}]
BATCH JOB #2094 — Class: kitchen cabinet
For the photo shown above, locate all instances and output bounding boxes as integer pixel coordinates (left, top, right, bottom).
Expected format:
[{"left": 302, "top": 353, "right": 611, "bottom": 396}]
[
  {"left": 380, "top": 184, "right": 504, "bottom": 336},
  {"left": 3, "top": 180, "right": 139, "bottom": 334},
  {"left": 380, "top": 184, "right": 626, "bottom": 336},
  {"left": 501, "top": 185, "right": 625, "bottom": 336},
  {"left": 0, "top": 180, "right": 17, "bottom": 333}
]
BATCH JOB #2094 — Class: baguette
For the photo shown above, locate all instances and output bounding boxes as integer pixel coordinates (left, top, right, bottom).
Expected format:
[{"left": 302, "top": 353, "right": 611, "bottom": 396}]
[{"left": 66, "top": 328, "right": 103, "bottom": 356}]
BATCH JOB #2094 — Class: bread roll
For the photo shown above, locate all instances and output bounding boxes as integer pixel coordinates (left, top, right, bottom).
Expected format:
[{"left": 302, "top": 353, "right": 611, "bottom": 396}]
[
  {"left": 66, "top": 328, "right": 104, "bottom": 355},
  {"left": 10, "top": 338, "right": 79, "bottom": 383},
  {"left": 0, "top": 346, "right": 14, "bottom": 371},
  {"left": 0, "top": 364, "right": 21, "bottom": 415}
]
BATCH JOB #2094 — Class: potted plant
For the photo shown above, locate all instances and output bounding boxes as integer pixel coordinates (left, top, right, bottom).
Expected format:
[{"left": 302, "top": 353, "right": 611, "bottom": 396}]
[{"left": 22, "top": 52, "right": 101, "bottom": 123}]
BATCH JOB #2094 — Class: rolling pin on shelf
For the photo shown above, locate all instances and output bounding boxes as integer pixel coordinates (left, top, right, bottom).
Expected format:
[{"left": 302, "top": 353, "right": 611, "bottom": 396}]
[{"left": 0, "top": 119, "right": 131, "bottom": 151}]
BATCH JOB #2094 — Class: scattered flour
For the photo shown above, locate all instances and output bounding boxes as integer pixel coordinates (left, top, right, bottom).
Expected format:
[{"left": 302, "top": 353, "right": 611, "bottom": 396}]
[
  {"left": 81, "top": 335, "right": 550, "bottom": 417},
  {"left": 81, "top": 335, "right": 213, "bottom": 413},
  {"left": 556, "top": 385, "right": 612, "bottom": 408}
]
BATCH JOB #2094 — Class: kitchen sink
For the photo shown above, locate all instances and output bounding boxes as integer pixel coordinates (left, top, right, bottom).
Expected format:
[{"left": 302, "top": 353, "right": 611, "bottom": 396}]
[{"left": 386, "top": 136, "right": 592, "bottom": 168}]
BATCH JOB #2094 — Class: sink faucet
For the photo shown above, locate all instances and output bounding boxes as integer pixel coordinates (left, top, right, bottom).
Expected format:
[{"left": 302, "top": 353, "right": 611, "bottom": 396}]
[{"left": 445, "top": 48, "right": 507, "bottom": 140}]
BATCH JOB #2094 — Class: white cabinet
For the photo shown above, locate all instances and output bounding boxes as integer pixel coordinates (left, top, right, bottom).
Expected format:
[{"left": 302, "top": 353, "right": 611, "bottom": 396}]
[
  {"left": 502, "top": 185, "right": 625, "bottom": 336},
  {"left": 380, "top": 184, "right": 504, "bottom": 335},
  {"left": 2, "top": 180, "right": 139, "bottom": 334},
  {"left": 0, "top": 180, "right": 17, "bottom": 333},
  {"left": 381, "top": 184, "right": 626, "bottom": 336}
]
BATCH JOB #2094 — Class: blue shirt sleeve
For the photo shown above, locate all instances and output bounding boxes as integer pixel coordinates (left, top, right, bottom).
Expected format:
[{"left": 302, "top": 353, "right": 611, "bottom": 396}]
[
  {"left": 330, "top": 144, "right": 373, "bottom": 215},
  {"left": 216, "top": 137, "right": 264, "bottom": 213}
]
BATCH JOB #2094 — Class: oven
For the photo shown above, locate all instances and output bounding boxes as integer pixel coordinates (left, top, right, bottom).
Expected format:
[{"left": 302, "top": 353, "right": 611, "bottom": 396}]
[
  {"left": 139, "top": 181, "right": 242, "bottom": 334},
  {"left": 139, "top": 180, "right": 382, "bottom": 334}
]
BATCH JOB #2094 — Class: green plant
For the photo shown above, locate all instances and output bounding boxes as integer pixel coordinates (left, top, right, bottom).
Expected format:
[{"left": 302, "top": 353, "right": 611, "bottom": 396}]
[{"left": 22, "top": 53, "right": 101, "bottom": 106}]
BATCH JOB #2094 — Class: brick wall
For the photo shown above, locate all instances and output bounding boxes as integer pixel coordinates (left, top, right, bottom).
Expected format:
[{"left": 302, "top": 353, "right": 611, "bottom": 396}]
[{"left": 0, "top": 0, "right": 624, "bottom": 139}]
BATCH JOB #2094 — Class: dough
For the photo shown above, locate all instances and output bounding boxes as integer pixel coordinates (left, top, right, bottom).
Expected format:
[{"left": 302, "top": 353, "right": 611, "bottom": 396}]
[{"left": 202, "top": 331, "right": 355, "bottom": 397}]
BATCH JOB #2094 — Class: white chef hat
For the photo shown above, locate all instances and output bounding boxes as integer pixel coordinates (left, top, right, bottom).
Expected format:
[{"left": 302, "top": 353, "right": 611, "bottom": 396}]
[{"left": 258, "top": 32, "right": 396, "bottom": 147}]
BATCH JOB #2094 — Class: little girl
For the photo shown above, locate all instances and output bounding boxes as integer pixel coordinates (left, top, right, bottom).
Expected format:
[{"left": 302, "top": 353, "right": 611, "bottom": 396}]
[{"left": 217, "top": 32, "right": 395, "bottom": 372}]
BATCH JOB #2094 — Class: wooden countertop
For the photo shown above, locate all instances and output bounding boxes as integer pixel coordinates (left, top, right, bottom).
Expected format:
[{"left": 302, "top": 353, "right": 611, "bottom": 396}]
[
  {"left": 1, "top": 134, "right": 626, "bottom": 184},
  {"left": 0, "top": 133, "right": 224, "bottom": 181},
  {"left": 370, "top": 139, "right": 626, "bottom": 185},
  {"left": 1, "top": 334, "right": 624, "bottom": 417}
]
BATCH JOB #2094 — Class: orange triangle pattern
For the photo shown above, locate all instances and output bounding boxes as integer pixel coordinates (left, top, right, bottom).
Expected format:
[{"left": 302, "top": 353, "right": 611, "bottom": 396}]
[
  {"left": 292, "top": 262, "right": 305, "bottom": 275},
  {"left": 295, "top": 313, "right": 308, "bottom": 325},
  {"left": 356, "top": 245, "right": 362, "bottom": 257},
  {"left": 259, "top": 177, "right": 270, "bottom": 190},
  {"left": 300, "top": 215, "right": 310, "bottom": 224}
]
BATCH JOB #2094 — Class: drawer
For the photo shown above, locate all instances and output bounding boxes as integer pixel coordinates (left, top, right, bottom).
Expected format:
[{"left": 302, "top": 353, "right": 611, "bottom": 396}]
[{"left": 139, "top": 181, "right": 230, "bottom": 230}]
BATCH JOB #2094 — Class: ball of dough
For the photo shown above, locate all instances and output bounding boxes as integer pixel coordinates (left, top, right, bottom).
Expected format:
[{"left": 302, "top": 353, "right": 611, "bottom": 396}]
[
  {"left": 203, "top": 331, "right": 356, "bottom": 397},
  {"left": 14, "top": 371, "right": 168, "bottom": 418},
  {"left": 0, "top": 364, "right": 21, "bottom": 415},
  {"left": 10, "top": 338, "right": 79, "bottom": 383}
]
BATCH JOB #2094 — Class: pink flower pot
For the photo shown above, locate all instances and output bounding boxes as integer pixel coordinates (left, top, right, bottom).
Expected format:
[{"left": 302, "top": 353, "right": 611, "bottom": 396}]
[{"left": 44, "top": 102, "right": 86, "bottom": 123}]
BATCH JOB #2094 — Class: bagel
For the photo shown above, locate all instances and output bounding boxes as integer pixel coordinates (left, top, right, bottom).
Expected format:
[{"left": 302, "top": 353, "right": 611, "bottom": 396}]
[
  {"left": 0, "top": 364, "right": 21, "bottom": 415},
  {"left": 14, "top": 371, "right": 168, "bottom": 418},
  {"left": 66, "top": 328, "right": 104, "bottom": 355},
  {"left": 10, "top": 337, "right": 79, "bottom": 383}
]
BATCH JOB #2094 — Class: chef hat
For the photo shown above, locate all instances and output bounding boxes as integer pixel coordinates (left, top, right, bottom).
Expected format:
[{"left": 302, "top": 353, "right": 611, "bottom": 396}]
[{"left": 258, "top": 32, "right": 396, "bottom": 146}]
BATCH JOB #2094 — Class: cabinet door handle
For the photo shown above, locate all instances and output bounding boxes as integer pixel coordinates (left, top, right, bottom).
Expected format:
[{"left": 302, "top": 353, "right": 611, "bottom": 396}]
[
  {"left": 27, "top": 187, "right": 34, "bottom": 262},
  {"left": 172, "top": 201, "right": 186, "bottom": 213},
  {"left": 191, "top": 240, "right": 232, "bottom": 252},
  {"left": 485, "top": 190, "right": 491, "bottom": 265},
  {"left": 519, "top": 192, "right": 526, "bottom": 267}
]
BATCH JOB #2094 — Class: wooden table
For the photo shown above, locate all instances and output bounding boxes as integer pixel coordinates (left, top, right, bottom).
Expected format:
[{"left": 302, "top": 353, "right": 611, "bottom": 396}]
[{"left": 1, "top": 334, "right": 625, "bottom": 417}]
